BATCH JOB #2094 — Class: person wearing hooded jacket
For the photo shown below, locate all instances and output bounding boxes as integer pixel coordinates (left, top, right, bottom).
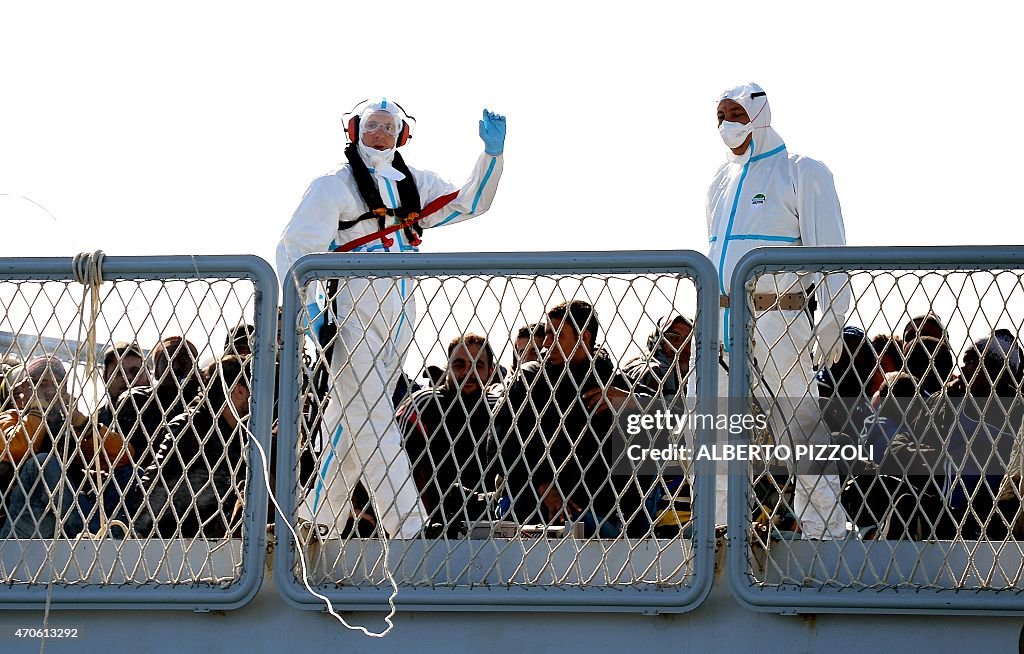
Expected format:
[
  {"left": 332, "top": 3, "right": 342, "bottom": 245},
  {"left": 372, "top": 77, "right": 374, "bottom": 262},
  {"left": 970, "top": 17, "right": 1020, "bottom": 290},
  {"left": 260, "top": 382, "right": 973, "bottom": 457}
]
[
  {"left": 276, "top": 99, "right": 506, "bottom": 539},
  {"left": 706, "top": 83, "right": 851, "bottom": 539}
]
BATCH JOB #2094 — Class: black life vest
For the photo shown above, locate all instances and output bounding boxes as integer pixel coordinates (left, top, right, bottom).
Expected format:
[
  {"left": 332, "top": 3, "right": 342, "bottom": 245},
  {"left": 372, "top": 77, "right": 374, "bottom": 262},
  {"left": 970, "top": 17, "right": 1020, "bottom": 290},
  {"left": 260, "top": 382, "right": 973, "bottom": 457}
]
[{"left": 341, "top": 142, "right": 424, "bottom": 247}]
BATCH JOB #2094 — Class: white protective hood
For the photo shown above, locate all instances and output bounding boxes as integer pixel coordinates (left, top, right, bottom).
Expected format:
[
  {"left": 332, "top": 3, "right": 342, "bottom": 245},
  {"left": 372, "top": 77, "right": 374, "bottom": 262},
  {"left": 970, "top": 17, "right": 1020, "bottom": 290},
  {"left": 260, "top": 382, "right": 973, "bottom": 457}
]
[
  {"left": 718, "top": 82, "right": 785, "bottom": 164},
  {"left": 354, "top": 99, "right": 408, "bottom": 181}
]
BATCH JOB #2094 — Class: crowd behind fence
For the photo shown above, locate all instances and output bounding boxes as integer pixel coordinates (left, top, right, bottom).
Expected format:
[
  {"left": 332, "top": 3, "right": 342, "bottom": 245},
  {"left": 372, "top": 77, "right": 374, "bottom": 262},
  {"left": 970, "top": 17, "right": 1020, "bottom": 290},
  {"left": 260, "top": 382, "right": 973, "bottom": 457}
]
[
  {"left": 0, "top": 255, "right": 275, "bottom": 609},
  {"left": 729, "top": 246, "right": 1024, "bottom": 613},
  {"left": 273, "top": 251, "right": 717, "bottom": 612},
  {"left": 4, "top": 249, "right": 1024, "bottom": 614}
]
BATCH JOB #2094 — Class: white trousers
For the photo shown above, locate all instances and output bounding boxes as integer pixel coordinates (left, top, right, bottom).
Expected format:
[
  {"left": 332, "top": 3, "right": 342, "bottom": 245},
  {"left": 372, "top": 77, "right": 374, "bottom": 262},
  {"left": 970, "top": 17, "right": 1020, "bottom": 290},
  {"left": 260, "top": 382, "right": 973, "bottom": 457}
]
[
  {"left": 710, "top": 308, "right": 849, "bottom": 539},
  {"left": 297, "top": 281, "right": 426, "bottom": 539}
]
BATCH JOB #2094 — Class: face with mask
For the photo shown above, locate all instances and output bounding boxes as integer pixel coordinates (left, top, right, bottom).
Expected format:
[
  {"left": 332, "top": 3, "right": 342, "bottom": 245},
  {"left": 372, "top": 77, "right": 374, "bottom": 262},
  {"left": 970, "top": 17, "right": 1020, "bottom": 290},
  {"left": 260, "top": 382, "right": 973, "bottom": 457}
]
[
  {"left": 352, "top": 101, "right": 411, "bottom": 179},
  {"left": 716, "top": 99, "right": 752, "bottom": 153}
]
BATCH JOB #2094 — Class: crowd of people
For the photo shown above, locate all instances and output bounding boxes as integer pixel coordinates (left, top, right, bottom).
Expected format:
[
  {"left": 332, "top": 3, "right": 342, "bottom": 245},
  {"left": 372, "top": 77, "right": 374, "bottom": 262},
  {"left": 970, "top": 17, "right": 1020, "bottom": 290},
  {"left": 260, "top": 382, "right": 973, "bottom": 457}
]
[
  {"left": 358, "top": 300, "right": 697, "bottom": 540},
  {"left": 817, "top": 312, "right": 1024, "bottom": 540},
  {"left": 315, "top": 302, "right": 1024, "bottom": 544},
  {"left": 3, "top": 299, "right": 1024, "bottom": 547},
  {"left": 0, "top": 327, "right": 255, "bottom": 539},
  {"left": 2, "top": 87, "right": 1021, "bottom": 548}
]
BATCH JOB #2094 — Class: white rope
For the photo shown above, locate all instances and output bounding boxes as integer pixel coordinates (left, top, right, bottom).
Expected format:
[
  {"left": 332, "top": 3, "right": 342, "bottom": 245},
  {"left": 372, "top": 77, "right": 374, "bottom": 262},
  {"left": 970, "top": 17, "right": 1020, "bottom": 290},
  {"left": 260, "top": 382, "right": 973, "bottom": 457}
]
[
  {"left": 37, "top": 251, "right": 105, "bottom": 654},
  {"left": 72, "top": 251, "right": 126, "bottom": 541},
  {"left": 222, "top": 351, "right": 399, "bottom": 638}
]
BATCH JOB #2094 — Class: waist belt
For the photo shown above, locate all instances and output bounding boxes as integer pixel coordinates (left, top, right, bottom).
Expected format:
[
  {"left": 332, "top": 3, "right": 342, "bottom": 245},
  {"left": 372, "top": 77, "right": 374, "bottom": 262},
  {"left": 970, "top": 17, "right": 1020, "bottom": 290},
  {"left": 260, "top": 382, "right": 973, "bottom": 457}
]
[{"left": 719, "top": 292, "right": 807, "bottom": 311}]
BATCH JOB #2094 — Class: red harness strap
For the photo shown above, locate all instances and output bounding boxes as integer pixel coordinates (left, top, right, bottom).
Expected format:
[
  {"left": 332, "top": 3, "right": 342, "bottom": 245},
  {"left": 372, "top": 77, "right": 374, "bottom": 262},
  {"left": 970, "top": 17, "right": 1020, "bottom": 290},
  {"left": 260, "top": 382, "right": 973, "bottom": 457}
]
[{"left": 334, "top": 191, "right": 460, "bottom": 253}]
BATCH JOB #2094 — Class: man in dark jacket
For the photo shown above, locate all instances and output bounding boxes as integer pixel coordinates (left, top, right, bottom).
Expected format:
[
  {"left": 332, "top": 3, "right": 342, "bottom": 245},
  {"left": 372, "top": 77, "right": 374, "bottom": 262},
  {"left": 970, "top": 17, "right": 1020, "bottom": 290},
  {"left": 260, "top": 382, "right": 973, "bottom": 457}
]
[
  {"left": 899, "top": 336, "right": 1021, "bottom": 539},
  {"left": 496, "top": 300, "right": 644, "bottom": 538},
  {"left": 623, "top": 314, "right": 692, "bottom": 401},
  {"left": 110, "top": 336, "right": 203, "bottom": 472},
  {"left": 397, "top": 333, "right": 498, "bottom": 536},
  {"left": 136, "top": 355, "right": 250, "bottom": 538},
  {"left": 96, "top": 342, "right": 150, "bottom": 428}
]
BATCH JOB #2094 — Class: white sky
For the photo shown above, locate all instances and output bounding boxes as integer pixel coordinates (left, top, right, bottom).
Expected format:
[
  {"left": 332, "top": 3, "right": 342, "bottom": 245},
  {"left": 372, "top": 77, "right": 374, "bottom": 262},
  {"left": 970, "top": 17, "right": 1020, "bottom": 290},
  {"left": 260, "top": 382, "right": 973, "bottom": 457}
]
[
  {"left": 4, "top": 1, "right": 1020, "bottom": 266},
  {"left": 2, "top": 1, "right": 1022, "bottom": 371}
]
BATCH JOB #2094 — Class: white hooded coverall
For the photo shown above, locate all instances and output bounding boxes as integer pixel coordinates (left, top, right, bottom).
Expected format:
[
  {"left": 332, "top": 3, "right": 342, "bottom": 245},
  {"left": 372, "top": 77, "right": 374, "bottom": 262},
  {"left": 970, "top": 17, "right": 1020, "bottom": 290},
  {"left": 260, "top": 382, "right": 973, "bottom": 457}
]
[
  {"left": 277, "top": 139, "right": 503, "bottom": 538},
  {"left": 707, "top": 83, "right": 850, "bottom": 539}
]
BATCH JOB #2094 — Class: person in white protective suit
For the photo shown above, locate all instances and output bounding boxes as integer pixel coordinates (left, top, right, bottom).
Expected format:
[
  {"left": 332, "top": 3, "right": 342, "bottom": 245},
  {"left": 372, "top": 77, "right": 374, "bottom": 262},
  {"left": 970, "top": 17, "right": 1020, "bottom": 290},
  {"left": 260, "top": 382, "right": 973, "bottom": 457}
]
[
  {"left": 276, "top": 99, "right": 505, "bottom": 538},
  {"left": 707, "top": 82, "right": 850, "bottom": 539}
]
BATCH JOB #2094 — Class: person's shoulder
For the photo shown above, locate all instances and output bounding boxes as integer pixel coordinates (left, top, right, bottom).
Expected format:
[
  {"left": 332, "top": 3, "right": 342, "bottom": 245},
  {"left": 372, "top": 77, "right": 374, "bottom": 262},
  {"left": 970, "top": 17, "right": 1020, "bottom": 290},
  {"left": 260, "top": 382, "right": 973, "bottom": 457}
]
[
  {"left": 706, "top": 162, "right": 733, "bottom": 197},
  {"left": 301, "top": 165, "right": 353, "bottom": 190},
  {"left": 518, "top": 360, "right": 544, "bottom": 378},
  {"left": 165, "top": 398, "right": 209, "bottom": 434},
  {"left": 503, "top": 361, "right": 544, "bottom": 392},
  {"left": 709, "top": 161, "right": 731, "bottom": 183},
  {"left": 114, "top": 384, "right": 157, "bottom": 417},
  {"left": 621, "top": 354, "right": 656, "bottom": 381},
  {"left": 407, "top": 163, "right": 446, "bottom": 187},
  {"left": 788, "top": 153, "right": 834, "bottom": 179},
  {"left": 404, "top": 385, "right": 446, "bottom": 408},
  {"left": 621, "top": 353, "right": 644, "bottom": 372},
  {"left": 317, "top": 165, "right": 356, "bottom": 185}
]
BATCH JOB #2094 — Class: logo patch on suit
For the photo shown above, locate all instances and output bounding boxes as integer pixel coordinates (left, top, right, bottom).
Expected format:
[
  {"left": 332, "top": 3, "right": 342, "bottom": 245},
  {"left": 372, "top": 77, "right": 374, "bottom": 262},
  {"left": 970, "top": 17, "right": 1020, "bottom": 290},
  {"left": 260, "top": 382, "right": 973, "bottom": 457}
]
[{"left": 751, "top": 193, "right": 766, "bottom": 206}]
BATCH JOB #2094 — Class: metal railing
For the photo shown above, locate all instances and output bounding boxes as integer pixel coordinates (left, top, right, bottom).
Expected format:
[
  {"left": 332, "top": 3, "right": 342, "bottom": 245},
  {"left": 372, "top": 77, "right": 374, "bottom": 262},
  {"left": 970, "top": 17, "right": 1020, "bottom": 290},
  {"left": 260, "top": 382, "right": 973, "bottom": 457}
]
[
  {"left": 728, "top": 245, "right": 1024, "bottom": 614},
  {"left": 9, "top": 246, "right": 1024, "bottom": 616},
  {"left": 0, "top": 255, "right": 276, "bottom": 609},
  {"left": 274, "top": 251, "right": 718, "bottom": 613}
]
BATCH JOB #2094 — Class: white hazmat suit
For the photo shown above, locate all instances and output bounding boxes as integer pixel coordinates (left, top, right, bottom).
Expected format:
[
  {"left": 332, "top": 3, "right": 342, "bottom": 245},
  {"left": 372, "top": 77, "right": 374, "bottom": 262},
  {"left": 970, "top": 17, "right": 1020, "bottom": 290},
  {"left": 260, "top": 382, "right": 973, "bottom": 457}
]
[
  {"left": 707, "top": 83, "right": 850, "bottom": 539},
  {"left": 277, "top": 100, "right": 503, "bottom": 538}
]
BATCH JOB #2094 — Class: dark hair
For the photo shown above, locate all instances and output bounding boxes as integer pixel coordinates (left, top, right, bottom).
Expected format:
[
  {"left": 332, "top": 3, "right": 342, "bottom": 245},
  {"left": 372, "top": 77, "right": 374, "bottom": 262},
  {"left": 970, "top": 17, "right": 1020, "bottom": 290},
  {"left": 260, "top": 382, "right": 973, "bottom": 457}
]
[
  {"left": 447, "top": 333, "right": 495, "bottom": 367},
  {"left": 903, "top": 312, "right": 946, "bottom": 343},
  {"left": 516, "top": 322, "right": 545, "bottom": 341},
  {"left": 877, "top": 371, "right": 927, "bottom": 422},
  {"left": 831, "top": 328, "right": 878, "bottom": 397},
  {"left": 547, "top": 300, "right": 600, "bottom": 346},
  {"left": 879, "top": 372, "right": 918, "bottom": 398},
  {"left": 224, "top": 324, "right": 256, "bottom": 353},
  {"left": 871, "top": 333, "right": 905, "bottom": 371},
  {"left": 202, "top": 354, "right": 252, "bottom": 418},
  {"left": 151, "top": 336, "right": 200, "bottom": 379},
  {"left": 904, "top": 336, "right": 953, "bottom": 395},
  {"left": 102, "top": 342, "right": 145, "bottom": 380}
]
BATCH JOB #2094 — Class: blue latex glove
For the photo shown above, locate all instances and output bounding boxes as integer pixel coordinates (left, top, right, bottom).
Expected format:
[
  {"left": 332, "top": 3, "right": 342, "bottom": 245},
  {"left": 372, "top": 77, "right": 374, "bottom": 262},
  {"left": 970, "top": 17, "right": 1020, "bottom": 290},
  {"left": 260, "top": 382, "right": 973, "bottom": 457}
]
[
  {"left": 302, "top": 302, "right": 326, "bottom": 342},
  {"left": 479, "top": 109, "right": 506, "bottom": 155}
]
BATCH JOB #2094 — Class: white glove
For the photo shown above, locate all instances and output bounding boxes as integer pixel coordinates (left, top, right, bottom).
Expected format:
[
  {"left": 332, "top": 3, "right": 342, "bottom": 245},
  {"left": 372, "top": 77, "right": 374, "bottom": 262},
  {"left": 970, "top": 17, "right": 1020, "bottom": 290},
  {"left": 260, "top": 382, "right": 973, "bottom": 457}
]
[{"left": 812, "top": 314, "right": 844, "bottom": 368}]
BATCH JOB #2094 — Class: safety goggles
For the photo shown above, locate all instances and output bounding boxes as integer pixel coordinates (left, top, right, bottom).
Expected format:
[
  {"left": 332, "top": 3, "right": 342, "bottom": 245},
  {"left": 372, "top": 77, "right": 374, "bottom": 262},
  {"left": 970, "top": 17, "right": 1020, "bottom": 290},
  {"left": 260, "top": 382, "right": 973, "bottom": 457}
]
[{"left": 361, "top": 116, "right": 401, "bottom": 136}]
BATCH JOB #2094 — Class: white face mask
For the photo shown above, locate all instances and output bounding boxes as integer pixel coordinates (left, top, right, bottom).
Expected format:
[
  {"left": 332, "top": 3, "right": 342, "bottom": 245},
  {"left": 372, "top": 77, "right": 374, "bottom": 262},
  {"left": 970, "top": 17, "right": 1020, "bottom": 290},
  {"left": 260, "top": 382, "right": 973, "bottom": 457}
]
[
  {"left": 356, "top": 141, "right": 406, "bottom": 181},
  {"left": 719, "top": 120, "right": 753, "bottom": 149}
]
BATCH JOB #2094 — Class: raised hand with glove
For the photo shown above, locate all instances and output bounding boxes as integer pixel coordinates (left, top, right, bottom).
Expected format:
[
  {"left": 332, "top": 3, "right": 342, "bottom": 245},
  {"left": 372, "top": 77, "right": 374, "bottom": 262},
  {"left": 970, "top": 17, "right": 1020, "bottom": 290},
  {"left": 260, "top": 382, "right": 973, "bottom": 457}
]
[
  {"left": 277, "top": 98, "right": 505, "bottom": 540},
  {"left": 479, "top": 109, "right": 506, "bottom": 155}
]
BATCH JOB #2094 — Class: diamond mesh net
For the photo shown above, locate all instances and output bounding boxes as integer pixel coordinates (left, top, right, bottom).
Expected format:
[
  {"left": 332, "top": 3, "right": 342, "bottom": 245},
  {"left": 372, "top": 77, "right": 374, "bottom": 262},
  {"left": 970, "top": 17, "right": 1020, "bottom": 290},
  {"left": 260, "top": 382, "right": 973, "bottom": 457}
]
[
  {"left": 0, "top": 274, "right": 260, "bottom": 588},
  {"left": 739, "top": 266, "right": 1024, "bottom": 593},
  {"left": 286, "top": 270, "right": 704, "bottom": 591}
]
